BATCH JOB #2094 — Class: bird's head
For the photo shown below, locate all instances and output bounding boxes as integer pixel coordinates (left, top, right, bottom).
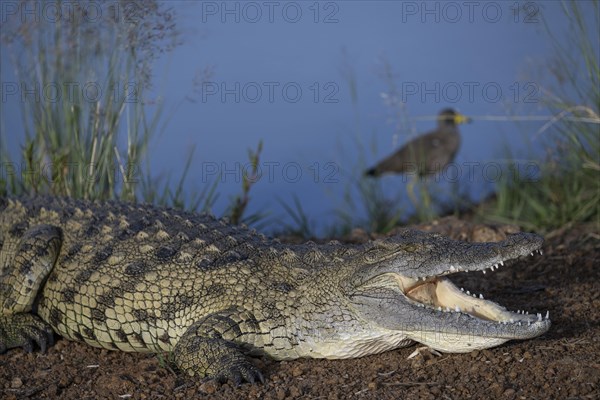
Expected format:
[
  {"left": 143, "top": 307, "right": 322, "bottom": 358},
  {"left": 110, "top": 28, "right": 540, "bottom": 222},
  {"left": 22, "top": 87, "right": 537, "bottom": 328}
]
[{"left": 438, "top": 109, "right": 472, "bottom": 127}]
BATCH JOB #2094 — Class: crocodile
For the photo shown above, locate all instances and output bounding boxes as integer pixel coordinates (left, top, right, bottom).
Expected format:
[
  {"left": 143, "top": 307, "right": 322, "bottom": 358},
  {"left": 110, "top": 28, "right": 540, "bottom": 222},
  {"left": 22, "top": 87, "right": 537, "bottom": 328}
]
[{"left": 0, "top": 196, "right": 551, "bottom": 384}]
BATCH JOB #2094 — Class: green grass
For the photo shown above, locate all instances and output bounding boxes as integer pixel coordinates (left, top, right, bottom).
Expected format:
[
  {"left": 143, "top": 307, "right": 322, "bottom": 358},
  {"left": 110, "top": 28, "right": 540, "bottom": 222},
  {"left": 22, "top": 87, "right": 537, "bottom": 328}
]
[
  {"left": 277, "top": 194, "right": 316, "bottom": 238},
  {"left": 483, "top": 1, "right": 600, "bottom": 233},
  {"left": 156, "top": 351, "right": 177, "bottom": 375},
  {"left": 0, "top": 1, "right": 179, "bottom": 202},
  {"left": 226, "top": 141, "right": 267, "bottom": 226},
  {"left": 0, "top": 1, "right": 259, "bottom": 224}
]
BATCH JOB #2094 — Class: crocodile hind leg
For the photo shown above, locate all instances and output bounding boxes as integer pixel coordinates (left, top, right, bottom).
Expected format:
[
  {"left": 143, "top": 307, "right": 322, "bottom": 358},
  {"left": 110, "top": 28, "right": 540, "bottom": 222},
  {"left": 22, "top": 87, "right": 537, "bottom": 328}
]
[
  {"left": 173, "top": 307, "right": 265, "bottom": 385},
  {"left": 0, "top": 224, "right": 62, "bottom": 353}
]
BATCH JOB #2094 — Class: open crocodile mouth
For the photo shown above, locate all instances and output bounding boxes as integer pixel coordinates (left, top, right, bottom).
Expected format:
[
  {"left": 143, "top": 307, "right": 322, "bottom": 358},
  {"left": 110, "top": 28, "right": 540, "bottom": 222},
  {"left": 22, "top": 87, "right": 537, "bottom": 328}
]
[{"left": 396, "top": 249, "right": 549, "bottom": 325}]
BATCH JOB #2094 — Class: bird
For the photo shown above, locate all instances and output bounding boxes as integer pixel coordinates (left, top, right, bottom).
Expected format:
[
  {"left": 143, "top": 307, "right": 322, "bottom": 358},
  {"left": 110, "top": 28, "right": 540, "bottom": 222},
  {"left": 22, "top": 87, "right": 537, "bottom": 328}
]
[{"left": 365, "top": 108, "right": 471, "bottom": 178}]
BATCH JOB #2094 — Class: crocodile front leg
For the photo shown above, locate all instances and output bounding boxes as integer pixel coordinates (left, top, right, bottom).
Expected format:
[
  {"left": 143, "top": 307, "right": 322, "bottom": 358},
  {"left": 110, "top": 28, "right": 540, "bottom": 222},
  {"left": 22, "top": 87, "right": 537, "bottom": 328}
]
[
  {"left": 0, "top": 224, "right": 62, "bottom": 353},
  {"left": 173, "top": 307, "right": 265, "bottom": 385}
]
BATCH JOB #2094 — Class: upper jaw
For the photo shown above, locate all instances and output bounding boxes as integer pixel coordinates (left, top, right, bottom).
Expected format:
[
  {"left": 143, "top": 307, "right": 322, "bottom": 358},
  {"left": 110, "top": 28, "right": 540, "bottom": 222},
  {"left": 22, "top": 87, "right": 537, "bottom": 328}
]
[
  {"left": 411, "top": 246, "right": 544, "bottom": 282},
  {"left": 350, "top": 231, "right": 544, "bottom": 293},
  {"left": 398, "top": 232, "right": 544, "bottom": 280}
]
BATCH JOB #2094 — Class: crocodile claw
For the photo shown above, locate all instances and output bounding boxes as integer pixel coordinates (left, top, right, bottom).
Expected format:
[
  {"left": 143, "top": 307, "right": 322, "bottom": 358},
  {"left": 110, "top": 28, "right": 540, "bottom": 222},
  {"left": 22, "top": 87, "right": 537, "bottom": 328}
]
[
  {"left": 0, "top": 314, "right": 55, "bottom": 354},
  {"left": 215, "top": 361, "right": 265, "bottom": 385}
]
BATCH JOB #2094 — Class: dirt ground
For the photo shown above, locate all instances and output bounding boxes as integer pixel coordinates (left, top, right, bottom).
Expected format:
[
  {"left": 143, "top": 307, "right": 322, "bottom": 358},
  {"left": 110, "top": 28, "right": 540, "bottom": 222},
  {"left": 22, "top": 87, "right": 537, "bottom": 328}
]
[{"left": 1, "top": 220, "right": 599, "bottom": 400}]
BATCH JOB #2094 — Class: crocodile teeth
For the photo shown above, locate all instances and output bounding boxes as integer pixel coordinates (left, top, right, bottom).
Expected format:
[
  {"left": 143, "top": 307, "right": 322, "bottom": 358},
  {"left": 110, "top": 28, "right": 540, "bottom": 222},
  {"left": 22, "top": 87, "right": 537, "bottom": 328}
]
[
  {"left": 500, "top": 260, "right": 504, "bottom": 266},
  {"left": 460, "top": 287, "right": 464, "bottom": 292},
  {"left": 537, "top": 313, "right": 542, "bottom": 321},
  {"left": 479, "top": 294, "right": 484, "bottom": 299},
  {"left": 530, "top": 252, "right": 534, "bottom": 256},
  {"left": 449, "top": 265, "right": 456, "bottom": 272},
  {"left": 455, "top": 305, "right": 461, "bottom": 312},
  {"left": 482, "top": 270, "right": 486, "bottom": 274},
  {"left": 539, "top": 249, "right": 543, "bottom": 255},
  {"left": 545, "top": 311, "right": 550, "bottom": 320},
  {"left": 466, "top": 290, "right": 470, "bottom": 295},
  {"left": 437, "top": 307, "right": 442, "bottom": 312},
  {"left": 471, "top": 293, "right": 476, "bottom": 298}
]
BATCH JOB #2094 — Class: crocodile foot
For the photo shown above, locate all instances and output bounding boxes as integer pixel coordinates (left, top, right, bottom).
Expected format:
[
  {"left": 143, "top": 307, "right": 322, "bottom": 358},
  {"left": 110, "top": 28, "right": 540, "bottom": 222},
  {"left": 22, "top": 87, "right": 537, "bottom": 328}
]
[
  {"left": 0, "top": 313, "right": 55, "bottom": 353},
  {"left": 211, "top": 354, "right": 265, "bottom": 385},
  {"left": 173, "top": 309, "right": 265, "bottom": 385},
  {"left": 174, "top": 336, "right": 265, "bottom": 385}
]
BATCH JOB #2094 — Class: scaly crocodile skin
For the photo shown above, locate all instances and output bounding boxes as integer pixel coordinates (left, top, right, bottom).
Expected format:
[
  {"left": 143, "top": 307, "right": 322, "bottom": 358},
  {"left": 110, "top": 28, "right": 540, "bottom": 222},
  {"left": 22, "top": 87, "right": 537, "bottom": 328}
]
[{"left": 0, "top": 196, "right": 550, "bottom": 384}]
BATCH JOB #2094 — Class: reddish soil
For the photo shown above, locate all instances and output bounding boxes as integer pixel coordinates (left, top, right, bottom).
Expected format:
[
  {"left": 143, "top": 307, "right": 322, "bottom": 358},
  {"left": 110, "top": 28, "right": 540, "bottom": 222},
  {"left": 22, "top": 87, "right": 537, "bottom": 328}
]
[{"left": 1, "top": 221, "right": 599, "bottom": 399}]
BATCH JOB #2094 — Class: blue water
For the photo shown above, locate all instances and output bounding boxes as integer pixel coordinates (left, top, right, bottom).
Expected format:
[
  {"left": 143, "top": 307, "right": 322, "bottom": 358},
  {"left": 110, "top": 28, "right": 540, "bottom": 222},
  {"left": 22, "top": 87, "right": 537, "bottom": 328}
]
[{"left": 1, "top": 1, "right": 594, "bottom": 235}]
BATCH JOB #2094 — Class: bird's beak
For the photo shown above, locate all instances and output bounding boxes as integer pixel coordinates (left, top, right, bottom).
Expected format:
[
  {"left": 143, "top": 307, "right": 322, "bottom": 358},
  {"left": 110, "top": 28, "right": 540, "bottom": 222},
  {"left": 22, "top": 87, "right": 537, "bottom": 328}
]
[{"left": 454, "top": 114, "right": 472, "bottom": 124}]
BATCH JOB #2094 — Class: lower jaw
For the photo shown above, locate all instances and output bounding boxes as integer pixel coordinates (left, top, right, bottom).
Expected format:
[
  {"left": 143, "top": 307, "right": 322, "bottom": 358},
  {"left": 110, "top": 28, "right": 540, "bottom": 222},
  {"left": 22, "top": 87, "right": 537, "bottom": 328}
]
[{"left": 405, "top": 330, "right": 509, "bottom": 353}]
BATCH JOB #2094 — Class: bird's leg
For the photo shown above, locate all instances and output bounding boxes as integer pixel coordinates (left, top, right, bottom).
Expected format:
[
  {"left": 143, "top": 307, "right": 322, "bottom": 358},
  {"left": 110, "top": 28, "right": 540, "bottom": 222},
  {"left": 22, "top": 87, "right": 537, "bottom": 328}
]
[
  {"left": 406, "top": 176, "right": 418, "bottom": 211},
  {"left": 420, "top": 180, "right": 432, "bottom": 218}
]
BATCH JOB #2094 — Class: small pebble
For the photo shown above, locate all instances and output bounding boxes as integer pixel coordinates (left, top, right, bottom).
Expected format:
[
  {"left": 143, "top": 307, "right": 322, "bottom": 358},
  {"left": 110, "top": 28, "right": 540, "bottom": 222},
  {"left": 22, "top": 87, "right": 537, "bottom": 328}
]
[
  {"left": 10, "top": 377, "right": 23, "bottom": 389},
  {"left": 199, "top": 380, "right": 218, "bottom": 394},
  {"left": 275, "top": 387, "right": 287, "bottom": 400},
  {"left": 289, "top": 386, "right": 302, "bottom": 397}
]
